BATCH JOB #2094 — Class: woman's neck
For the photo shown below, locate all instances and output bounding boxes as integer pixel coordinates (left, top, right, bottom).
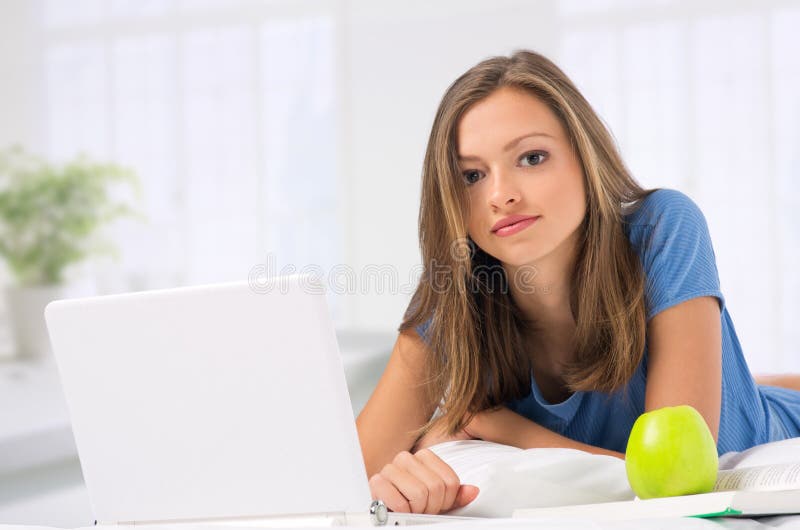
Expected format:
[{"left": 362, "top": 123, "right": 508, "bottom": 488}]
[{"left": 503, "top": 226, "right": 581, "bottom": 368}]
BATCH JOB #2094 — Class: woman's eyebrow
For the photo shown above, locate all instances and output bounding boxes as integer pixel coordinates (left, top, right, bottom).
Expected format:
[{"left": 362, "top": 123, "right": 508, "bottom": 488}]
[{"left": 458, "top": 131, "right": 554, "bottom": 161}]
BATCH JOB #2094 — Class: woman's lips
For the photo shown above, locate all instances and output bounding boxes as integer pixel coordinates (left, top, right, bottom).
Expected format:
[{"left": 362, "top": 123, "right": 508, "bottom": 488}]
[{"left": 493, "top": 216, "right": 540, "bottom": 237}]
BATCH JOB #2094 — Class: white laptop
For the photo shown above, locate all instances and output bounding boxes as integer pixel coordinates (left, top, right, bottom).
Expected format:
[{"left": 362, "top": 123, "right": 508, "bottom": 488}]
[{"left": 44, "top": 273, "right": 473, "bottom": 527}]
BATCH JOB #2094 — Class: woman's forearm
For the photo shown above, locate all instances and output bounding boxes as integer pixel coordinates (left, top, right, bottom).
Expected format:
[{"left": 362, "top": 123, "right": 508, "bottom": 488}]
[
  {"left": 467, "top": 407, "right": 625, "bottom": 460},
  {"left": 753, "top": 374, "right": 800, "bottom": 392}
]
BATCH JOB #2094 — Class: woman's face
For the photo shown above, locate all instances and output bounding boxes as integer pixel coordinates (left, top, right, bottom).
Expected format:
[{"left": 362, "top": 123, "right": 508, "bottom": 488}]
[{"left": 457, "top": 86, "right": 587, "bottom": 268}]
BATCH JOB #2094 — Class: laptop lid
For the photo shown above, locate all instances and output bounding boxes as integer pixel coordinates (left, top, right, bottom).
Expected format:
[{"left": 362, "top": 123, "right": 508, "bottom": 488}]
[{"left": 45, "top": 274, "right": 371, "bottom": 525}]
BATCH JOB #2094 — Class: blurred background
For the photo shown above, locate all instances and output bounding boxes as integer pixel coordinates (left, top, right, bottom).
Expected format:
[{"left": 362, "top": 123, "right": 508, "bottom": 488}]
[{"left": 0, "top": 0, "right": 798, "bottom": 527}]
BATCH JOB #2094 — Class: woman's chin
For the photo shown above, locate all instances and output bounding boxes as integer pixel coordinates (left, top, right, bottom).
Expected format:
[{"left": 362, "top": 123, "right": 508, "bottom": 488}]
[{"left": 495, "top": 253, "right": 542, "bottom": 269}]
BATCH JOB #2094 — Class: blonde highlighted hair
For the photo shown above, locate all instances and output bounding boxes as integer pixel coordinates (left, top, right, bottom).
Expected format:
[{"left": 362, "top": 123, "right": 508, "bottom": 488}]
[{"left": 400, "top": 50, "right": 657, "bottom": 436}]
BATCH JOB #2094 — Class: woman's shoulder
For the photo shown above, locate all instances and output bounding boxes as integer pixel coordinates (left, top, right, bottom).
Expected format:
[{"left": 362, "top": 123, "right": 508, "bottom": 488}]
[
  {"left": 623, "top": 187, "right": 714, "bottom": 258},
  {"left": 623, "top": 187, "right": 724, "bottom": 320},
  {"left": 624, "top": 188, "right": 706, "bottom": 229}
]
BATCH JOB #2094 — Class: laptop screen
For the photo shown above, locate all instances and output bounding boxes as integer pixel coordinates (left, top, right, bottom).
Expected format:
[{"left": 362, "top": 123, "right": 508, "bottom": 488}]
[{"left": 45, "top": 275, "right": 371, "bottom": 524}]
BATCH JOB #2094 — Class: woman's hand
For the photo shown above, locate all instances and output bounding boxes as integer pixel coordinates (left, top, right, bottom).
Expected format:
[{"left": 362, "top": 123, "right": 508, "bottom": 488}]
[
  {"left": 412, "top": 415, "right": 475, "bottom": 452},
  {"left": 412, "top": 407, "right": 527, "bottom": 450},
  {"left": 460, "top": 406, "right": 505, "bottom": 443},
  {"left": 368, "top": 448, "right": 479, "bottom": 514}
]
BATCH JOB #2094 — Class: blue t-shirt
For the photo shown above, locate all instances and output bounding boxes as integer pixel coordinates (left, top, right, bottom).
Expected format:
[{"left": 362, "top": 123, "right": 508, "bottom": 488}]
[{"left": 414, "top": 189, "right": 800, "bottom": 454}]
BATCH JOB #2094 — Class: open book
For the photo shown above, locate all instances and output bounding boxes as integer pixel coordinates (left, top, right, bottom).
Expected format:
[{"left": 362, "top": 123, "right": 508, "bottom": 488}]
[
  {"left": 428, "top": 437, "right": 800, "bottom": 520},
  {"left": 513, "top": 462, "right": 800, "bottom": 520}
]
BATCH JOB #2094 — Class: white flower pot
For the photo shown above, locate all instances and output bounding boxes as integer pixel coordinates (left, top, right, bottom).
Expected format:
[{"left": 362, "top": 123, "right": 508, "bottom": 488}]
[{"left": 4, "top": 284, "right": 65, "bottom": 359}]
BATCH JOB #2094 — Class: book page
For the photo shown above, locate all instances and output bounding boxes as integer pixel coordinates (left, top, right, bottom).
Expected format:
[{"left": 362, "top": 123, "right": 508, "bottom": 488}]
[{"left": 714, "top": 463, "right": 800, "bottom": 492}]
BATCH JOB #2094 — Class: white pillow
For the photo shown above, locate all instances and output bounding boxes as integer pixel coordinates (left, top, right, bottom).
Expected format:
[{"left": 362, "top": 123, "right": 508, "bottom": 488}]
[
  {"left": 427, "top": 440, "right": 634, "bottom": 518},
  {"left": 719, "top": 437, "right": 800, "bottom": 470},
  {"left": 428, "top": 437, "right": 800, "bottom": 518}
]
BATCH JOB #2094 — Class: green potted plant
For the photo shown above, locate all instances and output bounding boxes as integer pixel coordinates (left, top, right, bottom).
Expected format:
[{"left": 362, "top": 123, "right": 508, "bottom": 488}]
[{"left": 0, "top": 145, "right": 142, "bottom": 359}]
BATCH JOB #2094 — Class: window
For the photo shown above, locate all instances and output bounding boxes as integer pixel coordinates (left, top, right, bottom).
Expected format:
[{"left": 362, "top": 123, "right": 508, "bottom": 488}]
[
  {"left": 557, "top": 2, "right": 800, "bottom": 372},
  {"left": 41, "top": 1, "right": 344, "bottom": 323}
]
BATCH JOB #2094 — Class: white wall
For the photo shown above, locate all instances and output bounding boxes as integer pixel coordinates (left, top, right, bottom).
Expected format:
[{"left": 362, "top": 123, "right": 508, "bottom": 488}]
[
  {"left": 0, "top": 0, "right": 43, "bottom": 151},
  {"left": 0, "top": 0, "right": 797, "bottom": 369},
  {"left": 0, "top": 0, "right": 42, "bottom": 293},
  {"left": 344, "top": 0, "right": 558, "bottom": 330}
]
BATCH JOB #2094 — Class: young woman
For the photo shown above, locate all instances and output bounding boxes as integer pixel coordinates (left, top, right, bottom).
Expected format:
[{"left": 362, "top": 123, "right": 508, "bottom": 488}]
[{"left": 355, "top": 50, "right": 800, "bottom": 515}]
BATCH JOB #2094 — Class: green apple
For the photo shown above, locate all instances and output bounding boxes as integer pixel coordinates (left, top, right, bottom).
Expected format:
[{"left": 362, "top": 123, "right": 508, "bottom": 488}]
[{"left": 625, "top": 405, "right": 719, "bottom": 499}]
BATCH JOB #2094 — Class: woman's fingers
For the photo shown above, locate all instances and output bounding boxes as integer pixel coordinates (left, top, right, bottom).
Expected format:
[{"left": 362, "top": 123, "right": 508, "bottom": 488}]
[
  {"left": 413, "top": 448, "right": 461, "bottom": 511},
  {"left": 368, "top": 472, "right": 411, "bottom": 513},
  {"left": 368, "top": 449, "right": 478, "bottom": 515},
  {"left": 452, "top": 485, "right": 480, "bottom": 510},
  {"left": 394, "top": 451, "right": 446, "bottom": 514},
  {"left": 379, "top": 460, "right": 429, "bottom": 513}
]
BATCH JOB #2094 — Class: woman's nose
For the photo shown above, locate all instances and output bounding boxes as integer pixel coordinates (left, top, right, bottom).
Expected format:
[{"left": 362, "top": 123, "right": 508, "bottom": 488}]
[{"left": 487, "top": 169, "right": 521, "bottom": 208}]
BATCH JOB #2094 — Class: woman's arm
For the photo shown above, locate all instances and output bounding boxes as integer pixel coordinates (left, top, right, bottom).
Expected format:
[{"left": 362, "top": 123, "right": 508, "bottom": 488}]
[
  {"left": 459, "top": 296, "right": 723, "bottom": 456},
  {"left": 356, "top": 328, "right": 437, "bottom": 477},
  {"left": 644, "top": 296, "right": 722, "bottom": 442},
  {"left": 753, "top": 374, "right": 800, "bottom": 392},
  {"left": 356, "top": 328, "right": 480, "bottom": 514},
  {"left": 459, "top": 407, "right": 624, "bottom": 459}
]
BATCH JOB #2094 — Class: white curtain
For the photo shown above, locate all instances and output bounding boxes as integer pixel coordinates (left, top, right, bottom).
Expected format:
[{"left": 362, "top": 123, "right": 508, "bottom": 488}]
[
  {"left": 556, "top": 1, "right": 800, "bottom": 372},
  {"left": 41, "top": 0, "right": 344, "bottom": 323}
]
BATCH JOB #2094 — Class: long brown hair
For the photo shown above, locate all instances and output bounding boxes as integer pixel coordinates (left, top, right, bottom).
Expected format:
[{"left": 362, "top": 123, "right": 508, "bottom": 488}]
[{"left": 399, "top": 50, "right": 657, "bottom": 436}]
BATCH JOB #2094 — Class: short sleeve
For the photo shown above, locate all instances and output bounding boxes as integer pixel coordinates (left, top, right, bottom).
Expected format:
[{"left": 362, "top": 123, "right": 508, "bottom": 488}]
[
  {"left": 626, "top": 189, "right": 726, "bottom": 322},
  {"left": 414, "top": 317, "right": 433, "bottom": 345}
]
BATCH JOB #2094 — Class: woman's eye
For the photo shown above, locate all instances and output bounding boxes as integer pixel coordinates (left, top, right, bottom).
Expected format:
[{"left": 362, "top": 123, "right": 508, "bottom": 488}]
[
  {"left": 462, "top": 152, "right": 545, "bottom": 185},
  {"left": 463, "top": 170, "right": 482, "bottom": 185},
  {"left": 520, "top": 151, "right": 547, "bottom": 167}
]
